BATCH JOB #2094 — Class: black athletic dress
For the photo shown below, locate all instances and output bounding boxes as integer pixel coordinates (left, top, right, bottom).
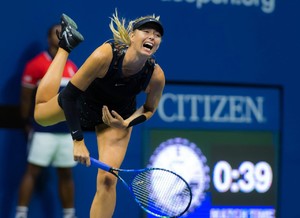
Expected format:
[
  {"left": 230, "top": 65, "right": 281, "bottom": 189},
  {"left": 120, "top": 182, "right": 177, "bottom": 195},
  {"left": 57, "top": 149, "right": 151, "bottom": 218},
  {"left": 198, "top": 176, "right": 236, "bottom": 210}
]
[{"left": 59, "top": 40, "right": 156, "bottom": 131}]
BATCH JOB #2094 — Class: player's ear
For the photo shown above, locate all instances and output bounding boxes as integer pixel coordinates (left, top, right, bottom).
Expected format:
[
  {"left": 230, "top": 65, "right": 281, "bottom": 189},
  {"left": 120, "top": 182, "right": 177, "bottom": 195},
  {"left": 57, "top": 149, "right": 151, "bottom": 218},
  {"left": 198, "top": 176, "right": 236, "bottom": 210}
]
[{"left": 130, "top": 31, "right": 136, "bottom": 39}]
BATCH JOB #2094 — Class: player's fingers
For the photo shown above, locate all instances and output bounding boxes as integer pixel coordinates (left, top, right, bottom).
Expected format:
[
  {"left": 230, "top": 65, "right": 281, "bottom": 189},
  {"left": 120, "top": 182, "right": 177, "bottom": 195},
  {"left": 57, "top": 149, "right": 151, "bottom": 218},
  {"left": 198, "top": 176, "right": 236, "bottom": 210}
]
[
  {"left": 104, "top": 106, "right": 114, "bottom": 120},
  {"left": 75, "top": 155, "right": 90, "bottom": 166},
  {"left": 111, "top": 110, "right": 122, "bottom": 120},
  {"left": 86, "top": 157, "right": 91, "bottom": 167},
  {"left": 102, "top": 106, "right": 109, "bottom": 124}
]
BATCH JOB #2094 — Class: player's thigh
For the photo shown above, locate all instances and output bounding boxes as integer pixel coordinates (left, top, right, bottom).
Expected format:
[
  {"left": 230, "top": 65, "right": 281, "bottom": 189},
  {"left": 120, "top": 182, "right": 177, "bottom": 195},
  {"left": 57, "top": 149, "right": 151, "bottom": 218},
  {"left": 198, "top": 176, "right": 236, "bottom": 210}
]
[
  {"left": 96, "top": 125, "right": 132, "bottom": 168},
  {"left": 34, "top": 95, "right": 66, "bottom": 126},
  {"left": 52, "top": 134, "right": 77, "bottom": 167},
  {"left": 28, "top": 132, "right": 58, "bottom": 167}
]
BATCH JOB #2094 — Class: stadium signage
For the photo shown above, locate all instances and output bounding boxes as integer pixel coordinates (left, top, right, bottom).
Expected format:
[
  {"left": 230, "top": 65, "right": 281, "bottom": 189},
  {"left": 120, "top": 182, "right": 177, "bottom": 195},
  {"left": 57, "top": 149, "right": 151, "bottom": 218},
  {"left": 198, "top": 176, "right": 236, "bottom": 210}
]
[
  {"left": 157, "top": 93, "right": 265, "bottom": 124},
  {"left": 160, "top": 0, "right": 275, "bottom": 14}
]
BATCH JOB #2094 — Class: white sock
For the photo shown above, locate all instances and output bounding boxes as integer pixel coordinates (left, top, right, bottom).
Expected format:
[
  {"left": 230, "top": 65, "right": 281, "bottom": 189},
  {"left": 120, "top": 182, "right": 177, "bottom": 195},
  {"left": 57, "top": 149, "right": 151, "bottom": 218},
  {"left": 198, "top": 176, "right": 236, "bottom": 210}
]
[
  {"left": 15, "top": 206, "right": 28, "bottom": 218},
  {"left": 63, "top": 208, "right": 76, "bottom": 218}
]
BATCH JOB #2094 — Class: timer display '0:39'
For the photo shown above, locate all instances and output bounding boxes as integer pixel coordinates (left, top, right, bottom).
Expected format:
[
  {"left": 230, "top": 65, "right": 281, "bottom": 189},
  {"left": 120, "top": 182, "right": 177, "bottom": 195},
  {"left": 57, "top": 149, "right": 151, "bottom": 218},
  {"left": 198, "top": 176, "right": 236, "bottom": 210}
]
[
  {"left": 211, "top": 144, "right": 276, "bottom": 206},
  {"left": 213, "top": 160, "right": 273, "bottom": 193}
]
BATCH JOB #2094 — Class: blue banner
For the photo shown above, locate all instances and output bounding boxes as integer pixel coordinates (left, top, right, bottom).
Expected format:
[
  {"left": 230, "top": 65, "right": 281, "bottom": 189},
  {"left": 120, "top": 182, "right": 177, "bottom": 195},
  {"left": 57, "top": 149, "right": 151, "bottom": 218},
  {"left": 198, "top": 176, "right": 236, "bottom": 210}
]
[{"left": 143, "top": 83, "right": 281, "bottom": 130}]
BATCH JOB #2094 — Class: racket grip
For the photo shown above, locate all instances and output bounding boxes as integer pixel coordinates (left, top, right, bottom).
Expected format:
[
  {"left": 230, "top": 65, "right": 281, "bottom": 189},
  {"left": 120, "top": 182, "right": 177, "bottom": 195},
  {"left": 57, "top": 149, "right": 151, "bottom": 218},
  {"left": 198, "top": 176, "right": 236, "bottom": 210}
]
[{"left": 90, "top": 157, "right": 111, "bottom": 172}]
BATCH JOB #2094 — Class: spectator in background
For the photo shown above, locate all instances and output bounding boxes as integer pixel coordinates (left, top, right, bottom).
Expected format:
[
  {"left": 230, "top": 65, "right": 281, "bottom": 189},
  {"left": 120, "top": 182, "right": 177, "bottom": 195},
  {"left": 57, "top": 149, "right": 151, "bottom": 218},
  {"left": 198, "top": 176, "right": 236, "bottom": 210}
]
[{"left": 15, "top": 24, "right": 78, "bottom": 218}]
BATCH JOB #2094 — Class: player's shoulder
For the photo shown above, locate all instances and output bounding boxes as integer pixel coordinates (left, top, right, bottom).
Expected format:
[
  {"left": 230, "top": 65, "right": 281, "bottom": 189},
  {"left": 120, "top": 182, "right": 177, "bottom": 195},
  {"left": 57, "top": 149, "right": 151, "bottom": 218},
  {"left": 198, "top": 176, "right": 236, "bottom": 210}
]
[
  {"left": 89, "top": 41, "right": 114, "bottom": 64},
  {"left": 153, "top": 63, "right": 164, "bottom": 75},
  {"left": 151, "top": 64, "right": 165, "bottom": 85}
]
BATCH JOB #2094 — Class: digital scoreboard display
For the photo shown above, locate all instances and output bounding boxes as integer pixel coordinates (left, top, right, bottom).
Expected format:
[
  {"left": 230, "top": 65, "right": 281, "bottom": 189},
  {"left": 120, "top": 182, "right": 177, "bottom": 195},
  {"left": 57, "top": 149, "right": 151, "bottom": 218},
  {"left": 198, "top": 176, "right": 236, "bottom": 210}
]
[{"left": 141, "top": 83, "right": 281, "bottom": 218}]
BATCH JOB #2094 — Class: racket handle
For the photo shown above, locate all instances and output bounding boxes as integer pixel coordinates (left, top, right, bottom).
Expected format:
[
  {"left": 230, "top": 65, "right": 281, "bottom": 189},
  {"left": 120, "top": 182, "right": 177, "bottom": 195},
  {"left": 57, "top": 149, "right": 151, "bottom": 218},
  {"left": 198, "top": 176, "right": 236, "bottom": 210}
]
[{"left": 90, "top": 157, "right": 111, "bottom": 172}]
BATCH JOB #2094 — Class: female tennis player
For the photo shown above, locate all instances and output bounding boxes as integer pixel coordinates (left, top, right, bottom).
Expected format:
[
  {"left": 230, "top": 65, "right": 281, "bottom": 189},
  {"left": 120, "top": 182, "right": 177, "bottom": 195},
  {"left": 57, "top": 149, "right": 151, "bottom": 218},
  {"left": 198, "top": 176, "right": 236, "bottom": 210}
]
[{"left": 34, "top": 10, "right": 165, "bottom": 218}]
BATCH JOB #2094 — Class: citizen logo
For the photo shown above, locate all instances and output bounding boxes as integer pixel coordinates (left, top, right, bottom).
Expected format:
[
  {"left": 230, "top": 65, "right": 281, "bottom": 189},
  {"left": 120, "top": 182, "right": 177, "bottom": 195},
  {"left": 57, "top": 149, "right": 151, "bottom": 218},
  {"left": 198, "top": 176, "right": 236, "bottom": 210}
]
[{"left": 158, "top": 93, "right": 266, "bottom": 124}]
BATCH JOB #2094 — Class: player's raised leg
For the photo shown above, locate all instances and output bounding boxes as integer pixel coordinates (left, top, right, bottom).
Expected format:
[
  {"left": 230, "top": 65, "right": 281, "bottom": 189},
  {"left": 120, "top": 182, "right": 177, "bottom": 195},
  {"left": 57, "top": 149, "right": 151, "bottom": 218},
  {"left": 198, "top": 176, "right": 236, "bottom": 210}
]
[
  {"left": 34, "top": 14, "right": 84, "bottom": 126},
  {"left": 36, "top": 14, "right": 84, "bottom": 104}
]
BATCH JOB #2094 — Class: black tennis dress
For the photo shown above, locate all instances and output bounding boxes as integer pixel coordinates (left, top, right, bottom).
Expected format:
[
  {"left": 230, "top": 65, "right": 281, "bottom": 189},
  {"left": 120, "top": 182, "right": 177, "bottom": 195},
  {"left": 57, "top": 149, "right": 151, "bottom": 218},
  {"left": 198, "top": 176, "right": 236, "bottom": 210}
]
[{"left": 59, "top": 40, "right": 156, "bottom": 130}]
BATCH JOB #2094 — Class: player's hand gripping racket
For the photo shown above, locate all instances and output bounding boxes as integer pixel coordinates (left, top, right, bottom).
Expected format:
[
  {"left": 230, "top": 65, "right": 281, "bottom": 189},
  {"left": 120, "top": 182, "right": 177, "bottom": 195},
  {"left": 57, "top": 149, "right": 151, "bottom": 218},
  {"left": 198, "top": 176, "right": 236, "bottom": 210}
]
[{"left": 90, "top": 157, "right": 192, "bottom": 217}]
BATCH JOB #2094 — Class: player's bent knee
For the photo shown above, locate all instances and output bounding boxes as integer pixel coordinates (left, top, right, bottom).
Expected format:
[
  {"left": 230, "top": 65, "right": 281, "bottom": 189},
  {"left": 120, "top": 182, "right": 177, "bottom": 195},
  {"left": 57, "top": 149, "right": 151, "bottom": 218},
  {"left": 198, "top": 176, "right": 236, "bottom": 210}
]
[
  {"left": 34, "top": 114, "right": 49, "bottom": 127},
  {"left": 97, "top": 173, "right": 117, "bottom": 191},
  {"left": 34, "top": 103, "right": 63, "bottom": 126},
  {"left": 34, "top": 109, "right": 54, "bottom": 127}
]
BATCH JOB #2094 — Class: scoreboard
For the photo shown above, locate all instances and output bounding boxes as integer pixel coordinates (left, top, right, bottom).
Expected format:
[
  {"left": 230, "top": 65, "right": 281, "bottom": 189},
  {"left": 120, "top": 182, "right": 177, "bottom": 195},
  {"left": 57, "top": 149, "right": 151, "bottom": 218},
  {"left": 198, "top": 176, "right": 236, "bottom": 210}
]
[{"left": 140, "top": 82, "right": 281, "bottom": 218}]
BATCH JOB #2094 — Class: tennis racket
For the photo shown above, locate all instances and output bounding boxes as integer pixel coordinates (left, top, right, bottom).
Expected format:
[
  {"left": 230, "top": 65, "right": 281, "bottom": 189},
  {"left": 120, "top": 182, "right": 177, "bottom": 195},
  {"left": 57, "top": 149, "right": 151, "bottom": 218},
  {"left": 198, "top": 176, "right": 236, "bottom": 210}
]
[{"left": 90, "top": 157, "right": 192, "bottom": 218}]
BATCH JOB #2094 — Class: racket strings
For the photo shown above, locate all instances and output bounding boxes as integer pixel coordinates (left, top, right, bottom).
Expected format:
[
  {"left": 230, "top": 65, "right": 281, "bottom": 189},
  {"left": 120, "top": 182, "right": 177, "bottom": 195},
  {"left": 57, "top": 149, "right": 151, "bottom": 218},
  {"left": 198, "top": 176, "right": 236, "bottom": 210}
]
[{"left": 131, "top": 169, "right": 191, "bottom": 217}]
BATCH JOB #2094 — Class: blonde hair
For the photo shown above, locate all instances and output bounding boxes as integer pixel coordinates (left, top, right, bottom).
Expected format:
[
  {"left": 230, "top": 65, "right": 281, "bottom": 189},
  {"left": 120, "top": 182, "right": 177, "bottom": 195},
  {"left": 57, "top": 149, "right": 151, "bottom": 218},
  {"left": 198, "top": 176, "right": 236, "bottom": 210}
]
[{"left": 109, "top": 9, "right": 161, "bottom": 46}]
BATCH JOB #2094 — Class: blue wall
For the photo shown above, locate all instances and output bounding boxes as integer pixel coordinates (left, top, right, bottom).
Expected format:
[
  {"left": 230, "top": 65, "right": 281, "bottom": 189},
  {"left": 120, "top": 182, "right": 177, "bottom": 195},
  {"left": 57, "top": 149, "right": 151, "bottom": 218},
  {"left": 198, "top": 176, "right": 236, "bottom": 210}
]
[{"left": 0, "top": 0, "right": 299, "bottom": 217}]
